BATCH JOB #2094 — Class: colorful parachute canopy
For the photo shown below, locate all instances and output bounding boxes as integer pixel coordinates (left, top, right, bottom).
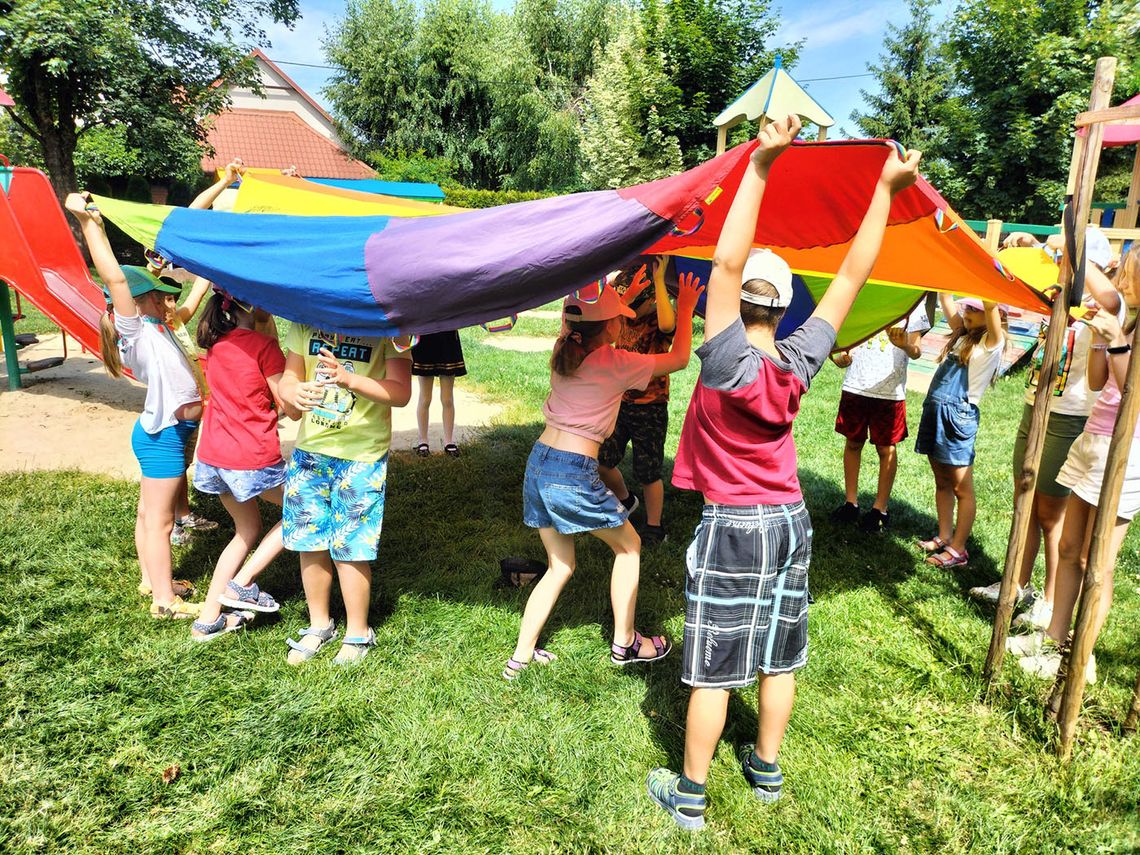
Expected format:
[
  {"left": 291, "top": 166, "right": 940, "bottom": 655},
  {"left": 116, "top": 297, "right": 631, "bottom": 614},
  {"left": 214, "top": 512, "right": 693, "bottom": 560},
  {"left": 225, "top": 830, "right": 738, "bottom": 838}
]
[{"left": 95, "top": 140, "right": 1047, "bottom": 343}]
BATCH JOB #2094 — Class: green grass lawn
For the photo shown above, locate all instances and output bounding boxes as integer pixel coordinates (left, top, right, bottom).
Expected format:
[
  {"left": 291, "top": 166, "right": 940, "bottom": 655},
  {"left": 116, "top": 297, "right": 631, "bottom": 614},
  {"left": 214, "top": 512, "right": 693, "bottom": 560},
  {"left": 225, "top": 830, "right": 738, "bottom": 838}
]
[{"left": 2, "top": 320, "right": 1139, "bottom": 853}]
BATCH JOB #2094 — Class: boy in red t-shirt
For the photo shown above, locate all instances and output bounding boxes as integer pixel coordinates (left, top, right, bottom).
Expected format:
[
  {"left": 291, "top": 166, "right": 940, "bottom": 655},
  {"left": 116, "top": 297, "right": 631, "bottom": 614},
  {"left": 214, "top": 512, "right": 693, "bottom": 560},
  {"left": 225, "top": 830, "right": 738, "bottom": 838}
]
[{"left": 646, "top": 119, "right": 921, "bottom": 829}]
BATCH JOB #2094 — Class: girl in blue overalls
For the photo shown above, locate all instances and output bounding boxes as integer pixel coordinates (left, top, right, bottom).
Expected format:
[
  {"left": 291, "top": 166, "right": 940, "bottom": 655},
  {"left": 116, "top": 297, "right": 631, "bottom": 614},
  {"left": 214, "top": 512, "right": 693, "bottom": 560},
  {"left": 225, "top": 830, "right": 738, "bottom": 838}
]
[{"left": 915, "top": 294, "right": 1006, "bottom": 568}]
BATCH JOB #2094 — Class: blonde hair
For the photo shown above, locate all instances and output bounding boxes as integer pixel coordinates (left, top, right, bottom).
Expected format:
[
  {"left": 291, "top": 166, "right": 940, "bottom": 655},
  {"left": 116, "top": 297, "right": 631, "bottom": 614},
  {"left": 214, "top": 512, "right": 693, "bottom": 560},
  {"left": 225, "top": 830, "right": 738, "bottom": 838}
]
[
  {"left": 99, "top": 311, "right": 124, "bottom": 378},
  {"left": 939, "top": 309, "right": 1009, "bottom": 366},
  {"left": 550, "top": 319, "right": 610, "bottom": 377}
]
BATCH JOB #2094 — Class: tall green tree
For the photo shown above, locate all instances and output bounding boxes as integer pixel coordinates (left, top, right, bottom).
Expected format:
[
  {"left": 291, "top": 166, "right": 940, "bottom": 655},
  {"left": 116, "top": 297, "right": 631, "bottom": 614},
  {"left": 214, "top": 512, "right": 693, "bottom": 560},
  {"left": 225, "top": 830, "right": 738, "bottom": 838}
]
[
  {"left": 655, "top": 0, "right": 797, "bottom": 166},
  {"left": 941, "top": 0, "right": 1140, "bottom": 221},
  {"left": 0, "top": 0, "right": 300, "bottom": 201},
  {"left": 580, "top": 6, "right": 683, "bottom": 188}
]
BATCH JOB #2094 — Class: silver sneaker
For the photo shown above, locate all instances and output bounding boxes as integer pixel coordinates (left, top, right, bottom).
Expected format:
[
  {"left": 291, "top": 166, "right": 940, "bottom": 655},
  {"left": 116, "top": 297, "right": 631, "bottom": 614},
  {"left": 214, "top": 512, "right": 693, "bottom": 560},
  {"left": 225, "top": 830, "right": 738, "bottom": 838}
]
[
  {"left": 1012, "top": 596, "right": 1053, "bottom": 631},
  {"left": 1006, "top": 630, "right": 1050, "bottom": 657}
]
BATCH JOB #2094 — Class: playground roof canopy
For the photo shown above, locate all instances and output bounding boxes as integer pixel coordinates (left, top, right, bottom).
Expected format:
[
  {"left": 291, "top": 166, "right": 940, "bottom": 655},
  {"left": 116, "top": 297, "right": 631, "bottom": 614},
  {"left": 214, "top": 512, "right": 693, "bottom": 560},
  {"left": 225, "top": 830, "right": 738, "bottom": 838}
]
[{"left": 713, "top": 57, "right": 834, "bottom": 130}]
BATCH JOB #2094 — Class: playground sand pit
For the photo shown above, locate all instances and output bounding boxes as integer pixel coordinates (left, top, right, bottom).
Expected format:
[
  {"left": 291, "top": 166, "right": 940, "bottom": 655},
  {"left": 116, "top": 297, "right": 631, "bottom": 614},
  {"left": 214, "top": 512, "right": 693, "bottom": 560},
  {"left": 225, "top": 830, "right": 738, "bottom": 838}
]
[{"left": 0, "top": 334, "right": 504, "bottom": 480}]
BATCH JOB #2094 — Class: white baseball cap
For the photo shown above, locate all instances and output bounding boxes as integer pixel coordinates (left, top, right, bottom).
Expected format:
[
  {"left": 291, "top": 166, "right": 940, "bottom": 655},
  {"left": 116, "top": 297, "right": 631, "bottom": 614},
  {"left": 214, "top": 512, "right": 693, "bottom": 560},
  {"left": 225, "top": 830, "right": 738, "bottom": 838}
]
[
  {"left": 740, "top": 249, "right": 793, "bottom": 308},
  {"left": 1086, "top": 227, "right": 1112, "bottom": 270}
]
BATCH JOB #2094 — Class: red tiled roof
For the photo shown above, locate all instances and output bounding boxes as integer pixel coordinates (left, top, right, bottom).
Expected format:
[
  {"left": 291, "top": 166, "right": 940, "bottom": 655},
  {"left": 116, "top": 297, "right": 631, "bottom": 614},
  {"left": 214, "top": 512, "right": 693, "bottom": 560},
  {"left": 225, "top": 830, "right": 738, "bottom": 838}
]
[
  {"left": 201, "top": 109, "right": 376, "bottom": 179},
  {"left": 0, "top": 84, "right": 14, "bottom": 108}
]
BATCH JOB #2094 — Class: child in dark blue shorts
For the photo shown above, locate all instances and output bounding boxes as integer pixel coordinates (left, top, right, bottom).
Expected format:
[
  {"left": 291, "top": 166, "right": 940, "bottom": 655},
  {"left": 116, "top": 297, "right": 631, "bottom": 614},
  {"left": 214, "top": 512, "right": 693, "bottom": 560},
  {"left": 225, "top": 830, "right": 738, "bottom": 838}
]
[{"left": 645, "top": 118, "right": 922, "bottom": 830}]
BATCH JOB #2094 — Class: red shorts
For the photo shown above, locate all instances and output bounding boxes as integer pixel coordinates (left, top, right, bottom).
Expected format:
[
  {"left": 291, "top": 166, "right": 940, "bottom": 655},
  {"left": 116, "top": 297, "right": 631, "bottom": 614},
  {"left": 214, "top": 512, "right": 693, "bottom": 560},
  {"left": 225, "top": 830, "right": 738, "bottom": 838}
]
[{"left": 834, "top": 391, "right": 908, "bottom": 447}]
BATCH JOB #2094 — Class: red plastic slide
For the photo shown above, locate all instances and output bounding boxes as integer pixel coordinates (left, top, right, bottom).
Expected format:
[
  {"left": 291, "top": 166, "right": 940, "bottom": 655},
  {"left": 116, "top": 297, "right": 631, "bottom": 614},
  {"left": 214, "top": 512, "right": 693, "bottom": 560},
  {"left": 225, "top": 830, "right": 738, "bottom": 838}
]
[{"left": 0, "top": 167, "right": 105, "bottom": 357}]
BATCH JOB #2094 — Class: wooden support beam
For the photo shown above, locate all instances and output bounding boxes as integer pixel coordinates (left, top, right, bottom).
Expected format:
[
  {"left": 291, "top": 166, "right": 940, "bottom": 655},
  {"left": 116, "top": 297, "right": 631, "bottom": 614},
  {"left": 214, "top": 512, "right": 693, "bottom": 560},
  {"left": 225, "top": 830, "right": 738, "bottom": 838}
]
[
  {"left": 817, "top": 125, "right": 827, "bottom": 142},
  {"left": 1075, "top": 103, "right": 1140, "bottom": 127},
  {"left": 716, "top": 124, "right": 728, "bottom": 156},
  {"left": 982, "top": 56, "right": 1116, "bottom": 692},
  {"left": 984, "top": 219, "right": 1002, "bottom": 249},
  {"left": 1123, "top": 668, "right": 1140, "bottom": 735},
  {"left": 1056, "top": 316, "right": 1140, "bottom": 759}
]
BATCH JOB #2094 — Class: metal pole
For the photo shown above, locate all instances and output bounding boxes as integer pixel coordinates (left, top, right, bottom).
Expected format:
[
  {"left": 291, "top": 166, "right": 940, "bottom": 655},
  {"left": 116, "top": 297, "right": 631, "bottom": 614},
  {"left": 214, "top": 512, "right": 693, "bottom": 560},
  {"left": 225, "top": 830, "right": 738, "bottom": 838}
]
[{"left": 0, "top": 284, "right": 23, "bottom": 391}]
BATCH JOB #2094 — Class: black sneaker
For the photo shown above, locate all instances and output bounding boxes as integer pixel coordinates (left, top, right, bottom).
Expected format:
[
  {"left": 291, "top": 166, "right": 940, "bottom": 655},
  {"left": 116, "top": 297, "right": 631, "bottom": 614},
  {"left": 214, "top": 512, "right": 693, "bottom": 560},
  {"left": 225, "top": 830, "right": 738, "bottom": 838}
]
[
  {"left": 860, "top": 507, "right": 890, "bottom": 533},
  {"left": 830, "top": 502, "right": 859, "bottom": 524},
  {"left": 638, "top": 524, "right": 668, "bottom": 546},
  {"left": 619, "top": 493, "right": 640, "bottom": 515}
]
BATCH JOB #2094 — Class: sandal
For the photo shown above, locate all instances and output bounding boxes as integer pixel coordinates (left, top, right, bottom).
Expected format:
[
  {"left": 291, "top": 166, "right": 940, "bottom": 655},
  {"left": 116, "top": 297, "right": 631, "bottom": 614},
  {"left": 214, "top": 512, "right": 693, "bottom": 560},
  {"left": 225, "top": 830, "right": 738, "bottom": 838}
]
[
  {"left": 286, "top": 620, "right": 338, "bottom": 664},
  {"left": 444, "top": 443, "right": 460, "bottom": 458},
  {"left": 926, "top": 546, "right": 969, "bottom": 568},
  {"left": 502, "top": 647, "right": 556, "bottom": 680},
  {"left": 917, "top": 535, "right": 948, "bottom": 553},
  {"left": 496, "top": 557, "right": 547, "bottom": 589},
  {"left": 150, "top": 596, "right": 202, "bottom": 620},
  {"left": 334, "top": 628, "right": 377, "bottom": 665},
  {"left": 415, "top": 443, "right": 430, "bottom": 457},
  {"left": 191, "top": 610, "right": 254, "bottom": 643},
  {"left": 218, "top": 580, "right": 280, "bottom": 613},
  {"left": 139, "top": 579, "right": 197, "bottom": 599},
  {"left": 177, "top": 512, "right": 219, "bottom": 531},
  {"left": 611, "top": 630, "right": 672, "bottom": 666}
]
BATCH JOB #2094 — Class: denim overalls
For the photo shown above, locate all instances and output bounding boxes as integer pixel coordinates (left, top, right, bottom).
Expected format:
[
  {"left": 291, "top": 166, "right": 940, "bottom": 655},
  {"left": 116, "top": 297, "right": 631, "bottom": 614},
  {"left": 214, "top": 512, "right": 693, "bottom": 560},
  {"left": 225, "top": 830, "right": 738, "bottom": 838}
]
[{"left": 915, "top": 354, "right": 980, "bottom": 466}]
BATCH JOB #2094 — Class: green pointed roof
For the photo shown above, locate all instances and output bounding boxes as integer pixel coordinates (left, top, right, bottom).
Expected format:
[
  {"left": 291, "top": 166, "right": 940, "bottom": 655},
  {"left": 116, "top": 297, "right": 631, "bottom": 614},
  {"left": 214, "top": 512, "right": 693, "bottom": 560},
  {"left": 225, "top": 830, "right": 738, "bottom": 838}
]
[{"left": 713, "top": 56, "right": 834, "bottom": 129}]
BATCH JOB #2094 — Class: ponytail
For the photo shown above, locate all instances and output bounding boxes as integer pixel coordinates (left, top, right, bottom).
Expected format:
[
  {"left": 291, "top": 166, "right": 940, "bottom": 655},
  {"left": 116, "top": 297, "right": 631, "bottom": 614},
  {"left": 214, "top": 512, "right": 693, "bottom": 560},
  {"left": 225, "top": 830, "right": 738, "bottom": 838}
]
[
  {"left": 99, "top": 311, "right": 123, "bottom": 378},
  {"left": 550, "top": 319, "right": 609, "bottom": 377},
  {"left": 196, "top": 291, "right": 246, "bottom": 349}
]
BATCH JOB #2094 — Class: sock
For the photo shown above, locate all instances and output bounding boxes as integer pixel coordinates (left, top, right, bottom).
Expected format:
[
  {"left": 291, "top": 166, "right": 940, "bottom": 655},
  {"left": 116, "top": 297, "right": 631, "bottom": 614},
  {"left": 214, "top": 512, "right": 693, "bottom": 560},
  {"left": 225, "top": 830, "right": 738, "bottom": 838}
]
[
  {"left": 677, "top": 774, "right": 706, "bottom": 795},
  {"left": 748, "top": 751, "right": 779, "bottom": 773}
]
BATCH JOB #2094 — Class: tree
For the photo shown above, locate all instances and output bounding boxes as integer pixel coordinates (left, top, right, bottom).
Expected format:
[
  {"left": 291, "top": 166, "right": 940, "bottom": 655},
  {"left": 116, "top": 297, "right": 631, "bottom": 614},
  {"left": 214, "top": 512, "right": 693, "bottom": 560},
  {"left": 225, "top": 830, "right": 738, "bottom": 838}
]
[
  {"left": 655, "top": 0, "right": 798, "bottom": 166},
  {"left": 939, "top": 0, "right": 1140, "bottom": 221},
  {"left": 0, "top": 0, "right": 300, "bottom": 202},
  {"left": 580, "top": 6, "right": 683, "bottom": 188}
]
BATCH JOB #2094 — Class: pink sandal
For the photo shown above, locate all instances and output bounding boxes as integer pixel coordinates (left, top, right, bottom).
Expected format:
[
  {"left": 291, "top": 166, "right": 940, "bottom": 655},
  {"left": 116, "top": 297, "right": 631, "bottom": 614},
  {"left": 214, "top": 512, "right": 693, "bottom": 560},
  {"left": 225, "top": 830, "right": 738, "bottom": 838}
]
[
  {"left": 926, "top": 546, "right": 968, "bottom": 568},
  {"left": 917, "top": 535, "right": 948, "bottom": 553}
]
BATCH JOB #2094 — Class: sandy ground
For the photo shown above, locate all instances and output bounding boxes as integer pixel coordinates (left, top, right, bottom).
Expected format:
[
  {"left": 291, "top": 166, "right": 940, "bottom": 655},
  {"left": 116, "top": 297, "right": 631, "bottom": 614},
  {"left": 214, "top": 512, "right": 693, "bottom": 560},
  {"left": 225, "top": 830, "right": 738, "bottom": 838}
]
[{"left": 0, "top": 334, "right": 503, "bottom": 480}]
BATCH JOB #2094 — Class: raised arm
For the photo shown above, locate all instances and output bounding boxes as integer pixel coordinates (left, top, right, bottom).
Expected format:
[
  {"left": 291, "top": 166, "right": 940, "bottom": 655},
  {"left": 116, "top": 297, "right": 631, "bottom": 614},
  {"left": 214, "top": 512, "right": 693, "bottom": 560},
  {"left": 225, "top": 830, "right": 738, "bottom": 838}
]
[
  {"left": 704, "top": 115, "right": 802, "bottom": 341},
  {"left": 190, "top": 158, "right": 244, "bottom": 210},
  {"left": 811, "top": 146, "right": 921, "bottom": 333},
  {"left": 1086, "top": 309, "right": 1130, "bottom": 391},
  {"left": 175, "top": 276, "right": 213, "bottom": 324},
  {"left": 65, "top": 194, "right": 135, "bottom": 318},
  {"left": 649, "top": 272, "right": 703, "bottom": 376},
  {"left": 940, "top": 292, "right": 964, "bottom": 334},
  {"left": 651, "top": 256, "right": 676, "bottom": 334},
  {"left": 982, "top": 301, "right": 1004, "bottom": 349}
]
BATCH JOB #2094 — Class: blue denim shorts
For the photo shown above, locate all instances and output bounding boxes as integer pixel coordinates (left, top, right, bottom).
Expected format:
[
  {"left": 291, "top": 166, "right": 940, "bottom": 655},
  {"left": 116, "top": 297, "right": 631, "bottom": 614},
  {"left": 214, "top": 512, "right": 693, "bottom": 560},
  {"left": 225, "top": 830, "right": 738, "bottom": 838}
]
[
  {"left": 194, "top": 460, "right": 287, "bottom": 503},
  {"left": 915, "top": 398, "right": 979, "bottom": 466},
  {"left": 522, "top": 442, "right": 628, "bottom": 535}
]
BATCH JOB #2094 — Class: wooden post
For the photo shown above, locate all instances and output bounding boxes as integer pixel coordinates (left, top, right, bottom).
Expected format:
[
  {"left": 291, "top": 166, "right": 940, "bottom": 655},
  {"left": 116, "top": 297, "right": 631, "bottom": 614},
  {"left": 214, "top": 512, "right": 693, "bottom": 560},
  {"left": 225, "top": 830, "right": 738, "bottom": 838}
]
[
  {"left": 1123, "top": 668, "right": 1140, "bottom": 735},
  {"left": 716, "top": 124, "right": 728, "bottom": 156},
  {"left": 817, "top": 125, "right": 828, "bottom": 142},
  {"left": 984, "top": 219, "right": 1002, "bottom": 249},
  {"left": 981, "top": 57, "right": 1117, "bottom": 689},
  {"left": 1116, "top": 146, "right": 1140, "bottom": 230}
]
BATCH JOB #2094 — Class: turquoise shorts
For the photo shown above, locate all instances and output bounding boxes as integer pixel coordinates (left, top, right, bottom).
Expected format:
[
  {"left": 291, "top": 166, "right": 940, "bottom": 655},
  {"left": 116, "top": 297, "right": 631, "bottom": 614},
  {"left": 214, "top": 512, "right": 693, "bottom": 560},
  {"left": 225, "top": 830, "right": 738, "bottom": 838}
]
[
  {"left": 131, "top": 418, "right": 198, "bottom": 479},
  {"left": 283, "top": 449, "right": 388, "bottom": 562}
]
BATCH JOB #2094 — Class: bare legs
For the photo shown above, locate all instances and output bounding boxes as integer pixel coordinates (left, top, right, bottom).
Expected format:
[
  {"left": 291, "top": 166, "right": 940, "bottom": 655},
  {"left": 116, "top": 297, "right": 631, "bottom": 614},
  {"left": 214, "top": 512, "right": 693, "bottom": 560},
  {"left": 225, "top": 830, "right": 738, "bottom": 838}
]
[
  {"left": 510, "top": 521, "right": 656, "bottom": 663},
  {"left": 417, "top": 375, "right": 457, "bottom": 447},
  {"left": 844, "top": 438, "right": 898, "bottom": 512},
  {"left": 290, "top": 551, "right": 373, "bottom": 659},
  {"left": 1015, "top": 487, "right": 1067, "bottom": 601},
  {"left": 682, "top": 673, "right": 795, "bottom": 784},
  {"left": 929, "top": 460, "right": 975, "bottom": 552},
  {"left": 1045, "top": 496, "right": 1128, "bottom": 645},
  {"left": 599, "top": 464, "right": 666, "bottom": 527},
  {"left": 137, "top": 475, "right": 182, "bottom": 606},
  {"left": 195, "top": 486, "right": 285, "bottom": 628}
]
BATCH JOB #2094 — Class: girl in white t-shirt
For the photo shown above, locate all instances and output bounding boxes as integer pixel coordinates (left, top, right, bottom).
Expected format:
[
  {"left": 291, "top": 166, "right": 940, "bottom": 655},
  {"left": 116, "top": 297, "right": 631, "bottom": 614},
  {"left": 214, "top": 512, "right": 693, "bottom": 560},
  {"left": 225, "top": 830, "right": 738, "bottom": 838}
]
[
  {"left": 915, "top": 294, "right": 1007, "bottom": 568},
  {"left": 504, "top": 276, "right": 701, "bottom": 680},
  {"left": 66, "top": 193, "right": 205, "bottom": 620},
  {"left": 1008, "top": 247, "right": 1140, "bottom": 681}
]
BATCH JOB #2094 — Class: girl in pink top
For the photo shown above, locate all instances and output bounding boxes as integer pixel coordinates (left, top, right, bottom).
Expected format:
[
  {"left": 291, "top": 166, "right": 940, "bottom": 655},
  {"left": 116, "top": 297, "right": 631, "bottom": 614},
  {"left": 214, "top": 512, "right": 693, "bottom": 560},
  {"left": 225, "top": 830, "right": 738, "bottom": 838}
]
[
  {"left": 504, "top": 276, "right": 702, "bottom": 679},
  {"left": 1009, "top": 245, "right": 1140, "bottom": 682},
  {"left": 189, "top": 292, "right": 300, "bottom": 641}
]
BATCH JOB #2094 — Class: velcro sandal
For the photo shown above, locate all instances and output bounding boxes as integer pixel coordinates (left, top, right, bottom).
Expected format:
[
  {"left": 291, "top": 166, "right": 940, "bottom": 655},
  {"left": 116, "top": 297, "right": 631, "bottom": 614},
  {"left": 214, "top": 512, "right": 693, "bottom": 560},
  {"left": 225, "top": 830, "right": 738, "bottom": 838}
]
[
  {"left": 286, "top": 620, "right": 338, "bottom": 665},
  {"left": 502, "top": 647, "right": 556, "bottom": 680},
  {"left": 611, "top": 630, "right": 672, "bottom": 666},
  {"left": 150, "top": 596, "right": 202, "bottom": 620},
  {"left": 334, "top": 628, "right": 377, "bottom": 665}
]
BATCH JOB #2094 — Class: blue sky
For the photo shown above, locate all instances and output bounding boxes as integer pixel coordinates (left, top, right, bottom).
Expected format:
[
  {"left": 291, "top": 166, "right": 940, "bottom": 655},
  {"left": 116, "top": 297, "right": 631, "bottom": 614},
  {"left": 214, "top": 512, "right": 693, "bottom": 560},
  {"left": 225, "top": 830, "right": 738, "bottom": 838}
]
[{"left": 260, "top": 0, "right": 951, "bottom": 139}]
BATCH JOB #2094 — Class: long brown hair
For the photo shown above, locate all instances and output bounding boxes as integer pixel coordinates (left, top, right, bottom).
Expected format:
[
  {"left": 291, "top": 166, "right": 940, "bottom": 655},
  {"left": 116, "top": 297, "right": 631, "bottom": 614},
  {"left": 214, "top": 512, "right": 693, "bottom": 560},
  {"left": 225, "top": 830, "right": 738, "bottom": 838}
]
[
  {"left": 939, "top": 307, "right": 1009, "bottom": 367},
  {"left": 550, "top": 319, "right": 610, "bottom": 377},
  {"left": 196, "top": 291, "right": 250, "bottom": 349},
  {"left": 1117, "top": 243, "right": 1140, "bottom": 335},
  {"left": 99, "top": 310, "right": 124, "bottom": 378}
]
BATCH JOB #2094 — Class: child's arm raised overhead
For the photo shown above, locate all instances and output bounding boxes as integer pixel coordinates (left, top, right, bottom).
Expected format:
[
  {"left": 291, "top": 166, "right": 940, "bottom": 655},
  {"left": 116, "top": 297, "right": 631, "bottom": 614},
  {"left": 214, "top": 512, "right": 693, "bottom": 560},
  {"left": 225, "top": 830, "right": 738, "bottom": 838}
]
[
  {"left": 982, "top": 301, "right": 1004, "bottom": 349},
  {"left": 649, "top": 272, "right": 704, "bottom": 377},
  {"left": 318, "top": 347, "right": 413, "bottom": 408},
  {"left": 619, "top": 265, "right": 650, "bottom": 306},
  {"left": 64, "top": 193, "right": 136, "bottom": 318},
  {"left": 811, "top": 146, "right": 921, "bottom": 334},
  {"left": 651, "top": 255, "right": 677, "bottom": 334},
  {"left": 175, "top": 276, "right": 213, "bottom": 324},
  {"left": 190, "top": 158, "right": 245, "bottom": 210},
  {"left": 939, "top": 292, "right": 964, "bottom": 334},
  {"left": 704, "top": 115, "right": 802, "bottom": 341}
]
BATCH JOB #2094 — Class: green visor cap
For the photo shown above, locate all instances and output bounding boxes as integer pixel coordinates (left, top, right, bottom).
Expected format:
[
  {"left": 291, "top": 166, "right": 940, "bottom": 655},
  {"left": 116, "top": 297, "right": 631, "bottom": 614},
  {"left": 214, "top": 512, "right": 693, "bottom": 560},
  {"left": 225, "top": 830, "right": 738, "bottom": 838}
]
[{"left": 103, "top": 265, "right": 183, "bottom": 304}]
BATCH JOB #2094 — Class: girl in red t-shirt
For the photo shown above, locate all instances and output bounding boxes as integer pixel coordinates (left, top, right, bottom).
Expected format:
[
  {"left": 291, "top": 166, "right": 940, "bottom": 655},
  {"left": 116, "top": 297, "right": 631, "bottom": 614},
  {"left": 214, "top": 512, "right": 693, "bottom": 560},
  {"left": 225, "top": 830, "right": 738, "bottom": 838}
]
[{"left": 190, "top": 291, "right": 300, "bottom": 641}]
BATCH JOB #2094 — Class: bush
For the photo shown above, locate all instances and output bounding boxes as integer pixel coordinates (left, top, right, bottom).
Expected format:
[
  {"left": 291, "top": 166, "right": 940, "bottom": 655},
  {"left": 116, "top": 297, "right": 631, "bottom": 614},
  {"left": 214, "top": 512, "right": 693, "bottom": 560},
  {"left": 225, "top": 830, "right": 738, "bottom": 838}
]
[{"left": 442, "top": 185, "right": 558, "bottom": 209}]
